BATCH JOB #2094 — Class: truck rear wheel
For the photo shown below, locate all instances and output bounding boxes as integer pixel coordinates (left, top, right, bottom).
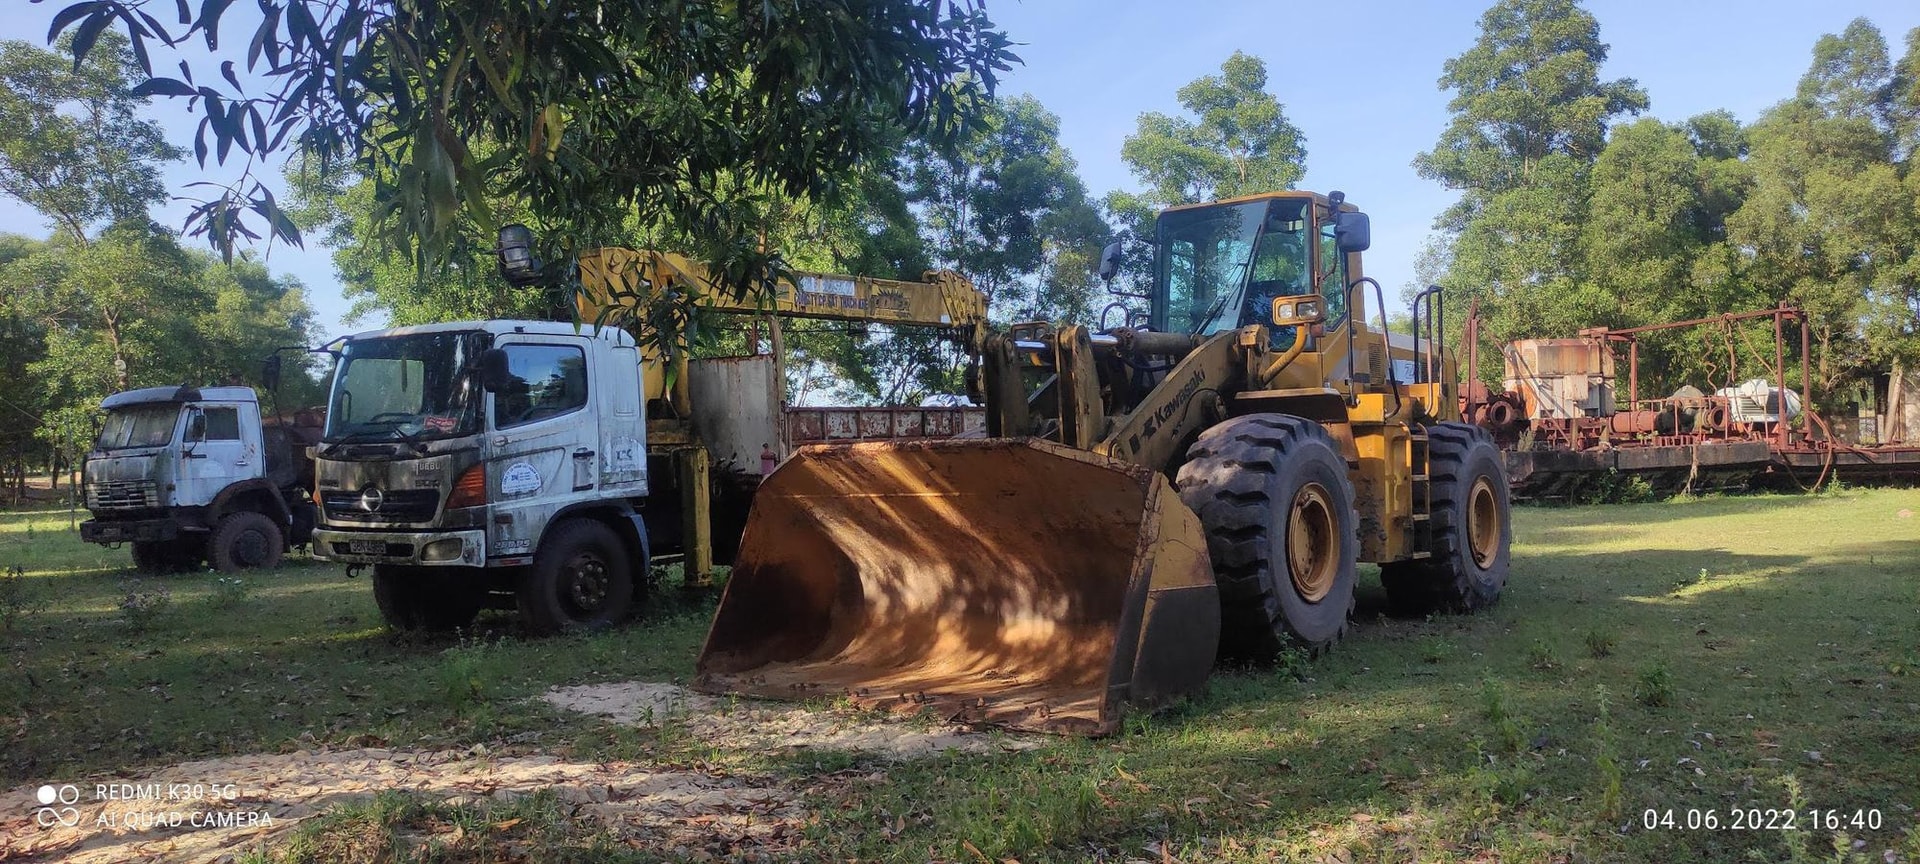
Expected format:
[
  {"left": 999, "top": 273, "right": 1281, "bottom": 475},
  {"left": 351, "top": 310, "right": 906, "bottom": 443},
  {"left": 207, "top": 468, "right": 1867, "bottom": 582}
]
[
  {"left": 210, "top": 511, "right": 284, "bottom": 572},
  {"left": 1177, "top": 414, "right": 1358, "bottom": 659},
  {"left": 517, "top": 519, "right": 634, "bottom": 635},
  {"left": 372, "top": 565, "right": 483, "bottom": 632},
  {"left": 1381, "top": 423, "right": 1511, "bottom": 613}
]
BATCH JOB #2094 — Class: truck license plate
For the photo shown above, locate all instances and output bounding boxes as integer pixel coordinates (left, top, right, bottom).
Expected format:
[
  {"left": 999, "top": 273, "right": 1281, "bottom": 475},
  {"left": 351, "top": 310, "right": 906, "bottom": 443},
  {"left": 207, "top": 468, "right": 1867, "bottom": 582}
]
[
  {"left": 96, "top": 526, "right": 122, "bottom": 540},
  {"left": 348, "top": 539, "right": 385, "bottom": 556}
]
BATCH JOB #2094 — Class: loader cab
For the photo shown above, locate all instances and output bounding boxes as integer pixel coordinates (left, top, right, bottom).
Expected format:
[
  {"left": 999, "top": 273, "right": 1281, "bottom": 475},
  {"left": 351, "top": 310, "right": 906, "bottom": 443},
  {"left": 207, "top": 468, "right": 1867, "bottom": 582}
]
[{"left": 1149, "top": 193, "right": 1358, "bottom": 347}]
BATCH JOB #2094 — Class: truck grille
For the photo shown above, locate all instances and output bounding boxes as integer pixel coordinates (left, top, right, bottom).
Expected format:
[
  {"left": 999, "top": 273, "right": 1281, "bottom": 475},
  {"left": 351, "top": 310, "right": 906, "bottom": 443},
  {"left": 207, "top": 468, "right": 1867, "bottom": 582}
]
[
  {"left": 88, "top": 480, "right": 158, "bottom": 510},
  {"left": 321, "top": 489, "right": 440, "bottom": 524}
]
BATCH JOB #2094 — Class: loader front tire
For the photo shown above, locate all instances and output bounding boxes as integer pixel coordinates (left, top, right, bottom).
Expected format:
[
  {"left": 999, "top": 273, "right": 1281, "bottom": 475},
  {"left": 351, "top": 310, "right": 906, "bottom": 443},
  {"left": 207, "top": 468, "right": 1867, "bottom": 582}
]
[
  {"left": 517, "top": 519, "right": 633, "bottom": 636},
  {"left": 1381, "top": 422, "right": 1510, "bottom": 614},
  {"left": 1178, "top": 414, "right": 1358, "bottom": 659}
]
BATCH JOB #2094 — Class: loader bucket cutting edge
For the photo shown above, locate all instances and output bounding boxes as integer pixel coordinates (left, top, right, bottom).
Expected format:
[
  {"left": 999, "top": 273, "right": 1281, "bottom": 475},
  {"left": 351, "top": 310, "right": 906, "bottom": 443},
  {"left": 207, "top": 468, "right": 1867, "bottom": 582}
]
[{"left": 694, "top": 438, "right": 1220, "bottom": 735}]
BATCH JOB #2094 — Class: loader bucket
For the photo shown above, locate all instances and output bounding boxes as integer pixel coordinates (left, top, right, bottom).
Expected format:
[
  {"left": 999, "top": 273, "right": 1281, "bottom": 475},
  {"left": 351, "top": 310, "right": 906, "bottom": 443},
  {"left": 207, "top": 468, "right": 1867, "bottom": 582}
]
[{"left": 694, "top": 438, "right": 1219, "bottom": 735}]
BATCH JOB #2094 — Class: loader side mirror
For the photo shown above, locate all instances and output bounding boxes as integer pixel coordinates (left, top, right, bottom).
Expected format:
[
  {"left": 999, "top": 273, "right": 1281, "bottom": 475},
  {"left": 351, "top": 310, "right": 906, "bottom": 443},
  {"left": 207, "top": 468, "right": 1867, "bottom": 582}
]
[
  {"left": 1334, "top": 211, "right": 1371, "bottom": 253},
  {"left": 1098, "top": 241, "right": 1124, "bottom": 283},
  {"left": 479, "top": 348, "right": 513, "bottom": 393},
  {"left": 261, "top": 354, "right": 282, "bottom": 392}
]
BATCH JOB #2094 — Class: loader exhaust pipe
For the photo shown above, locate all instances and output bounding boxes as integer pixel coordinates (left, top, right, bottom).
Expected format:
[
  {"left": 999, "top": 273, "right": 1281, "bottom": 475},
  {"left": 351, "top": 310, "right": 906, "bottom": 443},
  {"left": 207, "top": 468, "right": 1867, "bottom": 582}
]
[{"left": 695, "top": 438, "right": 1219, "bottom": 735}]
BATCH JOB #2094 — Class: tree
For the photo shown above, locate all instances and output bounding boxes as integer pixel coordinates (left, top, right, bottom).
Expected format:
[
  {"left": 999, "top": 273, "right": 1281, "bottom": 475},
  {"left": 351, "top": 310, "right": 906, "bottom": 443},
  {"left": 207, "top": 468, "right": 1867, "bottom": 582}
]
[
  {"left": 0, "top": 33, "right": 178, "bottom": 243},
  {"left": 1727, "top": 20, "right": 1919, "bottom": 406},
  {"left": 1119, "top": 52, "right": 1305, "bottom": 207},
  {"left": 1106, "top": 51, "right": 1306, "bottom": 299},
  {"left": 909, "top": 95, "right": 1106, "bottom": 316},
  {"left": 1415, "top": 0, "right": 1646, "bottom": 373},
  {"left": 52, "top": 0, "right": 1017, "bottom": 305}
]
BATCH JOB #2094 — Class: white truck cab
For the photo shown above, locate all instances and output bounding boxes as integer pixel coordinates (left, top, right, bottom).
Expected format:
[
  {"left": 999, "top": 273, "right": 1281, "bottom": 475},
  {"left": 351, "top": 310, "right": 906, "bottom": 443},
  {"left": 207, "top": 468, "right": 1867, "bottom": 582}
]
[
  {"left": 310, "top": 320, "right": 652, "bottom": 634},
  {"left": 81, "top": 385, "right": 317, "bottom": 572}
]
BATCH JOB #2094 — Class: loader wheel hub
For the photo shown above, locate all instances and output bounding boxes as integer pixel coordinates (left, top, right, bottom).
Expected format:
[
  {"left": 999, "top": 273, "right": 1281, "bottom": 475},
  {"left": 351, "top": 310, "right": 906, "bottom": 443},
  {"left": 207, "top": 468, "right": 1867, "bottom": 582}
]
[
  {"left": 1467, "top": 477, "right": 1501, "bottom": 570},
  {"left": 1287, "top": 483, "right": 1339, "bottom": 604}
]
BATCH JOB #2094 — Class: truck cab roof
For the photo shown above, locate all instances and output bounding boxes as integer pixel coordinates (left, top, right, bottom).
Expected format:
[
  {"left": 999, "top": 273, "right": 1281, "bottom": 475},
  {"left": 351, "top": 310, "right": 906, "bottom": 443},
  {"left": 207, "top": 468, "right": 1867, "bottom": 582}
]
[
  {"left": 100, "top": 385, "right": 257, "bottom": 410},
  {"left": 341, "top": 319, "right": 637, "bottom": 346}
]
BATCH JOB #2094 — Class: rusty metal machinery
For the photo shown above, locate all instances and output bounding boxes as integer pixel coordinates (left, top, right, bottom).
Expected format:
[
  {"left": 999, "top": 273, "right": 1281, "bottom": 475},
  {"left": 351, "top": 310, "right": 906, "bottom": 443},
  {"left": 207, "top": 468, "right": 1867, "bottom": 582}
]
[{"left": 1460, "top": 304, "right": 1920, "bottom": 496}]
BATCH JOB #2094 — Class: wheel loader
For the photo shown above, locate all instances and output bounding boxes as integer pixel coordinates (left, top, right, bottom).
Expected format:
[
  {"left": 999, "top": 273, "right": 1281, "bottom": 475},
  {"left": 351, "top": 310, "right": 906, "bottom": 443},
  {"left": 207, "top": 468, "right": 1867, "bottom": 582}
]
[{"left": 695, "top": 190, "right": 1513, "bottom": 734}]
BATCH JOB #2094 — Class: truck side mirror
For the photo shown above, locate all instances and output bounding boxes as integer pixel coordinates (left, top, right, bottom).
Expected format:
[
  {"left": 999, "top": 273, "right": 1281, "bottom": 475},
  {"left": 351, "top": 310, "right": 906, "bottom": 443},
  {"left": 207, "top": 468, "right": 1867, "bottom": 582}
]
[
  {"left": 186, "top": 411, "right": 207, "bottom": 443},
  {"left": 261, "top": 354, "right": 282, "bottom": 392},
  {"left": 479, "top": 348, "right": 512, "bottom": 393},
  {"left": 1098, "top": 241, "right": 1124, "bottom": 283},
  {"left": 1335, "top": 211, "right": 1371, "bottom": 253}
]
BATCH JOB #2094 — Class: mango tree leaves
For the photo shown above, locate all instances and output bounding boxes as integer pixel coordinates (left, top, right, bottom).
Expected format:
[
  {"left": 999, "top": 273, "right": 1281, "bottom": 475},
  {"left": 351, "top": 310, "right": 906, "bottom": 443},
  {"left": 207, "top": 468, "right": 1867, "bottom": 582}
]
[{"left": 46, "top": 0, "right": 1017, "bottom": 305}]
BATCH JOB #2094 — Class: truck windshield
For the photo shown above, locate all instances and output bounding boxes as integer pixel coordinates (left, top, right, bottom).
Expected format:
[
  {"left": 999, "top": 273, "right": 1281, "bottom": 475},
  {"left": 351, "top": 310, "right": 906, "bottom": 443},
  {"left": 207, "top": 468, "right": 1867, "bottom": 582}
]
[
  {"left": 1153, "top": 201, "right": 1267, "bottom": 335},
  {"left": 96, "top": 404, "right": 180, "bottom": 450},
  {"left": 324, "top": 331, "right": 487, "bottom": 443}
]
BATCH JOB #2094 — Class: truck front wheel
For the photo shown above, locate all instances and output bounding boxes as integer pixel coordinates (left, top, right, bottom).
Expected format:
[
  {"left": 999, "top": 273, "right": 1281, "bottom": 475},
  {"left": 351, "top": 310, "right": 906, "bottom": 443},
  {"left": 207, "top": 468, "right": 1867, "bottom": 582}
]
[
  {"left": 372, "top": 565, "right": 483, "bottom": 632},
  {"left": 517, "top": 519, "right": 634, "bottom": 635},
  {"left": 210, "top": 511, "right": 284, "bottom": 572}
]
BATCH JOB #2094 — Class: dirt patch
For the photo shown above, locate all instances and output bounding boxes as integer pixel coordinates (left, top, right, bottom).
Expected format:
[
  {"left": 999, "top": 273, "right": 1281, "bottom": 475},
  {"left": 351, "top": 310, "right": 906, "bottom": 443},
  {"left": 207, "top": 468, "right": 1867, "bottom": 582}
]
[
  {"left": 543, "top": 681, "right": 1042, "bottom": 759},
  {"left": 1, "top": 747, "right": 799, "bottom": 863}
]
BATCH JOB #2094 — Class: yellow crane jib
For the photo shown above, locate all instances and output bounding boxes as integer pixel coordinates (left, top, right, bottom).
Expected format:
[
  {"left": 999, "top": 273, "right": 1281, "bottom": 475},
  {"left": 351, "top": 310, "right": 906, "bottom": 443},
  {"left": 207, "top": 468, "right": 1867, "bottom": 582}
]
[{"left": 574, "top": 247, "right": 988, "bottom": 337}]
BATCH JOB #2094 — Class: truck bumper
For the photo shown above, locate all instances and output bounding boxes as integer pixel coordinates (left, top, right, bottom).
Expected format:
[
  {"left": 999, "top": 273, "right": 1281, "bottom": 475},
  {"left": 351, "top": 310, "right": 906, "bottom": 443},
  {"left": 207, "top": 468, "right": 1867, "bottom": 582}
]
[
  {"left": 312, "top": 529, "right": 486, "bottom": 566},
  {"left": 80, "top": 518, "right": 180, "bottom": 545}
]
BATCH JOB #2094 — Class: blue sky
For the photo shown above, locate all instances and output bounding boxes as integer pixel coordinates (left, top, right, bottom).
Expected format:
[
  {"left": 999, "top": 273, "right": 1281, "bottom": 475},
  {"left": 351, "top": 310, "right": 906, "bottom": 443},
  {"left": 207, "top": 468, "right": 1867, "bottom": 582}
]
[{"left": 4, "top": 1, "right": 1919, "bottom": 344}]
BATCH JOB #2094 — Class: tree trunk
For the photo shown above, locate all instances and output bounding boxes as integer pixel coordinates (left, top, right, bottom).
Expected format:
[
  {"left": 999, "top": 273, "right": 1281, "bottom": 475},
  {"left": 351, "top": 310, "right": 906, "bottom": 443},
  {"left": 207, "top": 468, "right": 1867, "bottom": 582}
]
[
  {"left": 104, "top": 308, "right": 130, "bottom": 391},
  {"left": 1887, "top": 358, "right": 1909, "bottom": 444}
]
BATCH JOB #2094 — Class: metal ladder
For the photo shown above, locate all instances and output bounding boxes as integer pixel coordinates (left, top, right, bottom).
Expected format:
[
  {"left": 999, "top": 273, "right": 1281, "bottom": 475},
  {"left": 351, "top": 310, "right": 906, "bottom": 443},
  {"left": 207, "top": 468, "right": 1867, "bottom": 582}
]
[{"left": 1408, "top": 426, "right": 1433, "bottom": 559}]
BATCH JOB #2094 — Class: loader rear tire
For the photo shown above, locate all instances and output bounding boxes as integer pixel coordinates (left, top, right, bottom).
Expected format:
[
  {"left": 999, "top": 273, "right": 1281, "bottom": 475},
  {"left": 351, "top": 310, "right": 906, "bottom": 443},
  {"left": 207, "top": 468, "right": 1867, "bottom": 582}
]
[
  {"left": 517, "top": 519, "right": 633, "bottom": 636},
  {"left": 1178, "top": 414, "right": 1358, "bottom": 659},
  {"left": 373, "top": 565, "right": 483, "bottom": 632},
  {"left": 1381, "top": 422, "right": 1510, "bottom": 614}
]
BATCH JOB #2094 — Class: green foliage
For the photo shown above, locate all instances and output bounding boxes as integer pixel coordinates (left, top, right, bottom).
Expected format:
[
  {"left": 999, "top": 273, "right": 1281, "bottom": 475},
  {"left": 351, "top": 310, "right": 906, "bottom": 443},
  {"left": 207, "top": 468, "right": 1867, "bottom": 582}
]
[
  {"left": 1632, "top": 659, "right": 1674, "bottom": 708},
  {"left": 206, "top": 575, "right": 249, "bottom": 611},
  {"left": 0, "top": 33, "right": 178, "bottom": 242},
  {"left": 1121, "top": 51, "right": 1305, "bottom": 207},
  {"left": 1417, "top": 0, "right": 1648, "bottom": 380},
  {"left": 910, "top": 94, "right": 1108, "bottom": 321},
  {"left": 1583, "top": 627, "right": 1616, "bottom": 658},
  {"left": 1107, "top": 51, "right": 1305, "bottom": 295},
  {"left": 0, "top": 564, "right": 39, "bottom": 633},
  {"left": 116, "top": 576, "right": 171, "bottom": 632},
  {"left": 1592, "top": 685, "right": 1623, "bottom": 823},
  {"left": 0, "top": 37, "right": 321, "bottom": 468},
  {"left": 53, "top": 0, "right": 1017, "bottom": 306}
]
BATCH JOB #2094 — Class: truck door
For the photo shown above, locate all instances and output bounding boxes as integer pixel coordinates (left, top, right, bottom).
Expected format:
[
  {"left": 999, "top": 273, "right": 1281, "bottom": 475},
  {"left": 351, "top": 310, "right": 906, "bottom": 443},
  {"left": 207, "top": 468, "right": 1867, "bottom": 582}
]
[
  {"left": 485, "top": 336, "right": 598, "bottom": 559},
  {"left": 598, "top": 343, "right": 647, "bottom": 493},
  {"left": 177, "top": 404, "right": 250, "bottom": 506}
]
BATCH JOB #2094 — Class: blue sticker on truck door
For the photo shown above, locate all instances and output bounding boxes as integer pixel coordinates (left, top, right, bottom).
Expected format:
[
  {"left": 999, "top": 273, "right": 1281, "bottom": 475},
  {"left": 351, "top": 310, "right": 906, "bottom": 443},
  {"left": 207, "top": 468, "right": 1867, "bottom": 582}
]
[{"left": 500, "top": 461, "right": 542, "bottom": 496}]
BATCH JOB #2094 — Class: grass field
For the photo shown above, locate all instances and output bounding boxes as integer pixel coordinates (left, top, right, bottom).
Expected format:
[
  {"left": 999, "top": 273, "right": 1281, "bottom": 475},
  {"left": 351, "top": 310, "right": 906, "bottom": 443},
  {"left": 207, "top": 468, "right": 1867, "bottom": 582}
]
[{"left": 2, "top": 489, "right": 1917, "bottom": 862}]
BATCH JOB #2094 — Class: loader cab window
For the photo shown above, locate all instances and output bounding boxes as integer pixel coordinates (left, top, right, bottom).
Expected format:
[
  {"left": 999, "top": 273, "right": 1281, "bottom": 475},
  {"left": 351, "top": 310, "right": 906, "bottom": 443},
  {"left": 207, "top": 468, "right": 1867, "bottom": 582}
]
[
  {"left": 493, "top": 344, "right": 588, "bottom": 429},
  {"left": 1243, "top": 200, "right": 1312, "bottom": 336},
  {"left": 1153, "top": 198, "right": 1320, "bottom": 337},
  {"left": 1318, "top": 216, "right": 1349, "bottom": 324}
]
